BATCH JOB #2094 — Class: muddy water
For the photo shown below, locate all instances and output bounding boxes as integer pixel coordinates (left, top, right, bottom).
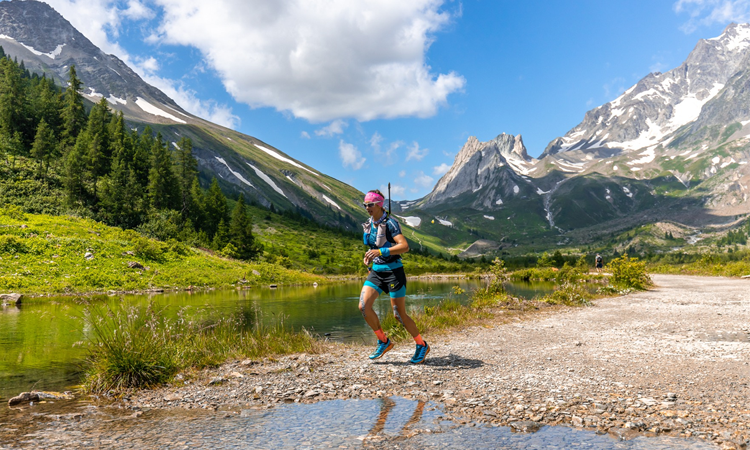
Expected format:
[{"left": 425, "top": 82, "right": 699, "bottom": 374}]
[{"left": 0, "top": 397, "right": 717, "bottom": 449}]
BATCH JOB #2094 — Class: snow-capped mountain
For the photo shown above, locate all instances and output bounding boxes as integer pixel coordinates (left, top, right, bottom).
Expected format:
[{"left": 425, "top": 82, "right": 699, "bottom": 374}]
[
  {"left": 0, "top": 0, "right": 367, "bottom": 229},
  {"left": 0, "top": 0, "right": 185, "bottom": 125},
  {"left": 543, "top": 23, "right": 750, "bottom": 158},
  {"left": 409, "top": 23, "right": 750, "bottom": 250},
  {"left": 419, "top": 133, "right": 537, "bottom": 210}
]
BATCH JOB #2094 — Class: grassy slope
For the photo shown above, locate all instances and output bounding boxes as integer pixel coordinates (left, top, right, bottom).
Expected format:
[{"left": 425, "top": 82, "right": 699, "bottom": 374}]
[{"left": 0, "top": 210, "right": 322, "bottom": 295}]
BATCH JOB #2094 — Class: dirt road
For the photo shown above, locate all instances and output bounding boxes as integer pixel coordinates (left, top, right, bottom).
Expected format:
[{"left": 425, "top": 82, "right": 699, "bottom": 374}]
[{"left": 124, "top": 274, "right": 750, "bottom": 448}]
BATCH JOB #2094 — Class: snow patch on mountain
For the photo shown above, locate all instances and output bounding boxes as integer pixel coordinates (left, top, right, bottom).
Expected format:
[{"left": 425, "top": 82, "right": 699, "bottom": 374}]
[
  {"left": 436, "top": 218, "right": 453, "bottom": 226},
  {"left": 322, "top": 195, "right": 341, "bottom": 210},
  {"left": 397, "top": 216, "right": 422, "bottom": 227},
  {"left": 107, "top": 95, "right": 127, "bottom": 105},
  {"left": 135, "top": 97, "right": 187, "bottom": 124},
  {"left": 215, "top": 157, "right": 253, "bottom": 187},
  {"left": 255, "top": 144, "right": 319, "bottom": 176},
  {"left": 246, "top": 162, "right": 286, "bottom": 198}
]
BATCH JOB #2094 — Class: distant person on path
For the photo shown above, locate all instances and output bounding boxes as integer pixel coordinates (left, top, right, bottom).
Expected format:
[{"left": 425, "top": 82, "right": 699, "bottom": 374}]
[
  {"left": 359, "top": 189, "right": 429, "bottom": 364},
  {"left": 595, "top": 254, "right": 603, "bottom": 273}
]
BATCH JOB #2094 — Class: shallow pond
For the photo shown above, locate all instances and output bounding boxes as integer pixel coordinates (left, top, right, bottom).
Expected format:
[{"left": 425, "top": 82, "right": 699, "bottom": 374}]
[
  {"left": 0, "top": 279, "right": 555, "bottom": 400},
  {"left": 0, "top": 397, "right": 717, "bottom": 449}
]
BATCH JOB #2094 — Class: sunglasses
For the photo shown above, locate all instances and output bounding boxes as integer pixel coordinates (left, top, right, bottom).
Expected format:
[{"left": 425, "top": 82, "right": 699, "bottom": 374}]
[{"left": 362, "top": 202, "right": 380, "bottom": 208}]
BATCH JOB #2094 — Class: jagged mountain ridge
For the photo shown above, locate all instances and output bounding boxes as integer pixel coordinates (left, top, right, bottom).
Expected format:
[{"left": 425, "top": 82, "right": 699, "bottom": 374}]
[
  {"left": 0, "top": 0, "right": 367, "bottom": 229},
  {"left": 403, "top": 23, "right": 750, "bottom": 254}
]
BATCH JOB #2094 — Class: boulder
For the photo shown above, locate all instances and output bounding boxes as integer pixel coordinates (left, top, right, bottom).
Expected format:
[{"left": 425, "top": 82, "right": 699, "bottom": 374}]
[
  {"left": 127, "top": 261, "right": 145, "bottom": 270},
  {"left": 8, "top": 392, "right": 39, "bottom": 406},
  {"left": 0, "top": 293, "right": 22, "bottom": 305}
]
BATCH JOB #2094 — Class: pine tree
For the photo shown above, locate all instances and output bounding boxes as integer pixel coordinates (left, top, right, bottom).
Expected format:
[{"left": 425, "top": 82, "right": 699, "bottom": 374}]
[
  {"left": 59, "top": 65, "right": 86, "bottom": 152},
  {"left": 203, "top": 177, "right": 228, "bottom": 238},
  {"left": 173, "top": 136, "right": 198, "bottom": 219},
  {"left": 85, "top": 98, "right": 114, "bottom": 181},
  {"left": 30, "top": 119, "right": 55, "bottom": 178},
  {"left": 147, "top": 133, "right": 179, "bottom": 211},
  {"left": 63, "top": 131, "right": 91, "bottom": 208},
  {"left": 229, "top": 194, "right": 261, "bottom": 260},
  {"left": 189, "top": 177, "right": 206, "bottom": 231},
  {"left": 212, "top": 219, "right": 229, "bottom": 250},
  {"left": 0, "top": 57, "right": 29, "bottom": 150}
]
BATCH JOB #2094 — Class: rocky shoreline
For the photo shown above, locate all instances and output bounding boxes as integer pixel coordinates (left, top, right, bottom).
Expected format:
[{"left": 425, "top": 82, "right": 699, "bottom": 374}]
[{"left": 107, "top": 274, "right": 748, "bottom": 449}]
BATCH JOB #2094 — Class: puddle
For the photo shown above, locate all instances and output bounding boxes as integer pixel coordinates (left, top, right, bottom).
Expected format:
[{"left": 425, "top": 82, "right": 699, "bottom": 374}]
[{"left": 0, "top": 397, "right": 718, "bottom": 449}]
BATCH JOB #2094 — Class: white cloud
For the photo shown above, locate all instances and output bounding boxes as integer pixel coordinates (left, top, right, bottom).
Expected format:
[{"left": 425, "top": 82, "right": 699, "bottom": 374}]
[
  {"left": 414, "top": 171, "right": 434, "bottom": 188},
  {"left": 141, "top": 73, "right": 240, "bottom": 128},
  {"left": 433, "top": 163, "right": 451, "bottom": 175},
  {"left": 123, "top": 0, "right": 155, "bottom": 20},
  {"left": 399, "top": 170, "right": 406, "bottom": 177},
  {"left": 151, "top": 0, "right": 465, "bottom": 122},
  {"left": 370, "top": 132, "right": 384, "bottom": 152},
  {"left": 137, "top": 56, "right": 160, "bottom": 72},
  {"left": 339, "top": 140, "right": 366, "bottom": 170},
  {"left": 382, "top": 184, "right": 406, "bottom": 197},
  {"left": 674, "top": 0, "right": 750, "bottom": 32},
  {"left": 301, "top": 131, "right": 311, "bottom": 139},
  {"left": 406, "top": 141, "right": 429, "bottom": 161},
  {"left": 315, "top": 119, "right": 348, "bottom": 137}
]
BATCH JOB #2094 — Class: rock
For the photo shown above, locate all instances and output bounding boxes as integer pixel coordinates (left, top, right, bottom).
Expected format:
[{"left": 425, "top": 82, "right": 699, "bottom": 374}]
[
  {"left": 164, "top": 394, "right": 183, "bottom": 402},
  {"left": 208, "top": 377, "right": 226, "bottom": 385},
  {"left": 0, "top": 293, "right": 22, "bottom": 305},
  {"left": 127, "top": 261, "right": 145, "bottom": 270},
  {"left": 84, "top": 252, "right": 94, "bottom": 260},
  {"left": 252, "top": 270, "right": 261, "bottom": 277},
  {"left": 572, "top": 416, "right": 584, "bottom": 427},
  {"left": 509, "top": 421, "right": 543, "bottom": 433},
  {"left": 36, "top": 391, "right": 74, "bottom": 400},
  {"left": 9, "top": 392, "right": 40, "bottom": 406}
]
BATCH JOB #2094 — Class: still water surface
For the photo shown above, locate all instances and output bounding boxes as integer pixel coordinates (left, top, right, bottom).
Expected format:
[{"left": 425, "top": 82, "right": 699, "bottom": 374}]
[
  {"left": 1, "top": 397, "right": 717, "bottom": 449},
  {"left": 0, "top": 279, "right": 553, "bottom": 399}
]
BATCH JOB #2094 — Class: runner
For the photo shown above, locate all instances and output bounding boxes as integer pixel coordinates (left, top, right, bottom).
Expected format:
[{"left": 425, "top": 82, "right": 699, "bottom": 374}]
[
  {"left": 359, "top": 189, "right": 429, "bottom": 364},
  {"left": 595, "top": 253, "right": 603, "bottom": 273}
]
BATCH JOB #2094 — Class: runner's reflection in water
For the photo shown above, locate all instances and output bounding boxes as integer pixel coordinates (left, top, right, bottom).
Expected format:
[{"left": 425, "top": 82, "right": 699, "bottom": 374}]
[{"left": 365, "top": 398, "right": 426, "bottom": 441}]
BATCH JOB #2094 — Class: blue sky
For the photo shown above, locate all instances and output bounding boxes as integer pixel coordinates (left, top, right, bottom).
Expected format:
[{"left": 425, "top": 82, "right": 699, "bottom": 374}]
[{"left": 35, "top": 0, "right": 750, "bottom": 199}]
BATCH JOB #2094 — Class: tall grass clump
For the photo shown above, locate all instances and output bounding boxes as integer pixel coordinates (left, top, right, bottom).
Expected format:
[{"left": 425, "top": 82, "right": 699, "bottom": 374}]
[
  {"left": 606, "top": 255, "right": 652, "bottom": 290},
  {"left": 540, "top": 282, "right": 593, "bottom": 306},
  {"left": 82, "top": 302, "right": 317, "bottom": 393}
]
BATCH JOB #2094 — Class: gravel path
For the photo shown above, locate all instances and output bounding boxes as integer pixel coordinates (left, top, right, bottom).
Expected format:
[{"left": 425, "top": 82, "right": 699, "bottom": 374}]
[{"left": 120, "top": 274, "right": 750, "bottom": 449}]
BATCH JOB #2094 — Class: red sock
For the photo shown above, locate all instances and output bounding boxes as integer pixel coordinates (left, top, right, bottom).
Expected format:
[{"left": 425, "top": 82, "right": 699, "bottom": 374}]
[
  {"left": 375, "top": 329, "right": 387, "bottom": 342},
  {"left": 414, "top": 334, "right": 425, "bottom": 346}
]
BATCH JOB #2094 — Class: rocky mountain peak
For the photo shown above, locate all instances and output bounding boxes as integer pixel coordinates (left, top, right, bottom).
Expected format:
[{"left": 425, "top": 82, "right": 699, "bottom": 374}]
[
  {"left": 419, "top": 133, "right": 537, "bottom": 209},
  {"left": 541, "top": 22, "right": 750, "bottom": 159},
  {"left": 0, "top": 0, "right": 187, "bottom": 124}
]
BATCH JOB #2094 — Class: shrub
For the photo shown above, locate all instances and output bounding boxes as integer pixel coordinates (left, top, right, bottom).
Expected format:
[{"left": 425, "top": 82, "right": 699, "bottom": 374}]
[
  {"left": 541, "top": 282, "right": 592, "bottom": 306},
  {"left": 0, "top": 235, "right": 27, "bottom": 254},
  {"left": 0, "top": 204, "right": 26, "bottom": 220},
  {"left": 132, "top": 237, "right": 168, "bottom": 262},
  {"left": 607, "top": 255, "right": 652, "bottom": 290}
]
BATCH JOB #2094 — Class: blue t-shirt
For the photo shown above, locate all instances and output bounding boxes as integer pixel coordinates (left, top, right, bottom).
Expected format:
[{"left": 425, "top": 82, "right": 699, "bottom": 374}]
[{"left": 363, "top": 215, "right": 403, "bottom": 271}]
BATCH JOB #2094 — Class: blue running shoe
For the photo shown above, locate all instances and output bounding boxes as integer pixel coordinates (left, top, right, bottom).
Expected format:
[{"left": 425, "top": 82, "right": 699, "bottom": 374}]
[
  {"left": 410, "top": 341, "right": 430, "bottom": 364},
  {"left": 369, "top": 338, "right": 394, "bottom": 360}
]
